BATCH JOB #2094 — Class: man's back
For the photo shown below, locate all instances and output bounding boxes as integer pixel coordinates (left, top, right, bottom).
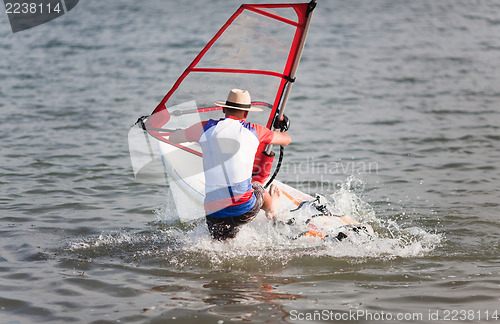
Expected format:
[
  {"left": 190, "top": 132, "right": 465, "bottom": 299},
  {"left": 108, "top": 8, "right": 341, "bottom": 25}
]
[
  {"left": 168, "top": 89, "right": 290, "bottom": 239},
  {"left": 200, "top": 116, "right": 273, "bottom": 216}
]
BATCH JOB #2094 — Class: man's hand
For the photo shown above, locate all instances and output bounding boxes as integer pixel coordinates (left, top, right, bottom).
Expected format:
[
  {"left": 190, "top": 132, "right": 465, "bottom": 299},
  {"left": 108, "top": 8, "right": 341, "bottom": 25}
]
[{"left": 273, "top": 115, "right": 290, "bottom": 132}]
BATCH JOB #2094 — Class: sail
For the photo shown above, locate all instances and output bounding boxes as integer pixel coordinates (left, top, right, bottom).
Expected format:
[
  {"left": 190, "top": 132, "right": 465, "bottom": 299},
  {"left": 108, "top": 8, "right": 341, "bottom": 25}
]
[
  {"left": 129, "top": 2, "right": 315, "bottom": 217},
  {"left": 144, "top": 2, "right": 314, "bottom": 150}
]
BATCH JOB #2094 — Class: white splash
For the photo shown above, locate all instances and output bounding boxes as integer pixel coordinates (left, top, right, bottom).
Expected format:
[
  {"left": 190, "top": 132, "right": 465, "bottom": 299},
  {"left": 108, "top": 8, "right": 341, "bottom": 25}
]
[
  {"left": 153, "top": 177, "right": 442, "bottom": 264},
  {"left": 68, "top": 178, "right": 442, "bottom": 267}
]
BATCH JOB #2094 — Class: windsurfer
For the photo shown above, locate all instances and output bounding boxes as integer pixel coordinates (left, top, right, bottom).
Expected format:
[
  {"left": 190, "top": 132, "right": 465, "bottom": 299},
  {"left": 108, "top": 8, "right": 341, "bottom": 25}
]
[{"left": 169, "top": 89, "right": 291, "bottom": 240}]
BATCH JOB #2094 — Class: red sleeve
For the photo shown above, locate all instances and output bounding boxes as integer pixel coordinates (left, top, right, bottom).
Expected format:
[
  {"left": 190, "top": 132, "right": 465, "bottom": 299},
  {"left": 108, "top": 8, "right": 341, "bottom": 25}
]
[
  {"left": 252, "top": 124, "right": 274, "bottom": 145},
  {"left": 184, "top": 121, "right": 208, "bottom": 142}
]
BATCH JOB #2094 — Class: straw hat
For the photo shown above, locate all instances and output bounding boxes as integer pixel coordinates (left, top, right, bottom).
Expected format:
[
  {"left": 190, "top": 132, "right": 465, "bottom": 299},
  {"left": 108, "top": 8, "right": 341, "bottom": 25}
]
[{"left": 215, "top": 89, "right": 263, "bottom": 112}]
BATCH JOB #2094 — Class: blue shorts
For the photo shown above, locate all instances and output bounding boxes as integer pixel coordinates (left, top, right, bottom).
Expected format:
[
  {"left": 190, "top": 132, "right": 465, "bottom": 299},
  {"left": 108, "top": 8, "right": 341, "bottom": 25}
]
[{"left": 205, "top": 182, "right": 265, "bottom": 240}]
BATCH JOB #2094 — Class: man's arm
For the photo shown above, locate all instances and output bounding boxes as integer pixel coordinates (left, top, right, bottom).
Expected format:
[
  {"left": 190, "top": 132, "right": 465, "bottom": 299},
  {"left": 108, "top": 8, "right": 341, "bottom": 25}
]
[
  {"left": 169, "top": 122, "right": 205, "bottom": 144},
  {"left": 169, "top": 129, "right": 188, "bottom": 144},
  {"left": 270, "top": 131, "right": 291, "bottom": 146},
  {"left": 253, "top": 124, "right": 291, "bottom": 146}
]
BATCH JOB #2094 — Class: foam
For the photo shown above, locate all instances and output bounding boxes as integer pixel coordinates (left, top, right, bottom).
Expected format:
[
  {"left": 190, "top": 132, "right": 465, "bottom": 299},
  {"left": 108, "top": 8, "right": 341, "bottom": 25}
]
[
  {"left": 153, "top": 177, "right": 442, "bottom": 264},
  {"left": 67, "top": 178, "right": 442, "bottom": 267}
]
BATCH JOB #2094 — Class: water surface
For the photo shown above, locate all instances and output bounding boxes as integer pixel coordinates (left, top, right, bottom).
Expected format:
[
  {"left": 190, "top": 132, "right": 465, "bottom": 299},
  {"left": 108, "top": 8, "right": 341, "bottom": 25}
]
[{"left": 1, "top": 0, "right": 499, "bottom": 323}]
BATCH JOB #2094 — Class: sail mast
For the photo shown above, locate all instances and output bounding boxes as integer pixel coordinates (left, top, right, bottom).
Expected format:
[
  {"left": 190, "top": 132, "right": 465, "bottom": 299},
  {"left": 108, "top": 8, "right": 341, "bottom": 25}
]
[{"left": 265, "top": 0, "right": 316, "bottom": 155}]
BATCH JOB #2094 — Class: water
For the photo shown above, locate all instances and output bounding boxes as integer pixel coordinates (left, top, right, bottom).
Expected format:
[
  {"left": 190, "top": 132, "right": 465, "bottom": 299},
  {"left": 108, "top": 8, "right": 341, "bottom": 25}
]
[{"left": 1, "top": 0, "right": 500, "bottom": 323}]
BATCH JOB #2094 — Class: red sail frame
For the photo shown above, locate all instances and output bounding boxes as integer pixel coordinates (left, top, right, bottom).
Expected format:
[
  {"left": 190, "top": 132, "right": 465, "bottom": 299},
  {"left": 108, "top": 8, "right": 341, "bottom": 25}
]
[
  {"left": 145, "top": 2, "right": 313, "bottom": 180},
  {"left": 148, "top": 3, "right": 310, "bottom": 127}
]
